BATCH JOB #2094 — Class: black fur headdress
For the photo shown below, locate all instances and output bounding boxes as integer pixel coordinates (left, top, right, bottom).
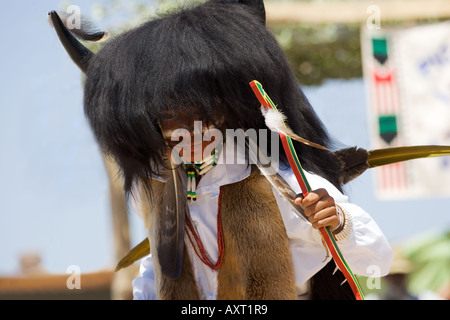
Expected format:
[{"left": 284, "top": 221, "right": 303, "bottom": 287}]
[
  {"left": 62, "top": 0, "right": 340, "bottom": 194},
  {"left": 50, "top": 0, "right": 353, "bottom": 299}
]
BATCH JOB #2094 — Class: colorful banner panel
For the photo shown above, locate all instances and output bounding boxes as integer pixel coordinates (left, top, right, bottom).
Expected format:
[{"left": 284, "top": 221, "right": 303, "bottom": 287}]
[{"left": 362, "top": 22, "right": 450, "bottom": 199}]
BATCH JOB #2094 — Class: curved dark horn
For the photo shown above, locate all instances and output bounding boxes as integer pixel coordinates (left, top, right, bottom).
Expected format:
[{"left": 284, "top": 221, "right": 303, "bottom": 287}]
[
  {"left": 48, "top": 10, "right": 93, "bottom": 73},
  {"left": 239, "top": 0, "right": 266, "bottom": 24},
  {"left": 212, "top": 0, "right": 266, "bottom": 24}
]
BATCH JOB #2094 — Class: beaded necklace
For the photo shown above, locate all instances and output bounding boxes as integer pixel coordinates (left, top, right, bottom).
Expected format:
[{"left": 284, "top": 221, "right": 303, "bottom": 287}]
[
  {"left": 184, "top": 144, "right": 221, "bottom": 202},
  {"left": 184, "top": 143, "right": 224, "bottom": 270}
]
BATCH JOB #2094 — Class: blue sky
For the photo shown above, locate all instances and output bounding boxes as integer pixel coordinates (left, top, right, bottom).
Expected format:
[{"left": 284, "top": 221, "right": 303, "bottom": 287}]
[
  {"left": 0, "top": 0, "right": 448, "bottom": 276},
  {"left": 0, "top": 0, "right": 147, "bottom": 275}
]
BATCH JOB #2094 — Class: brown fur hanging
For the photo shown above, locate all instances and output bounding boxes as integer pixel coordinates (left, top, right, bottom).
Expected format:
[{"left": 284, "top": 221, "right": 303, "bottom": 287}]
[
  {"left": 141, "top": 167, "right": 297, "bottom": 299},
  {"left": 217, "top": 168, "right": 297, "bottom": 299}
]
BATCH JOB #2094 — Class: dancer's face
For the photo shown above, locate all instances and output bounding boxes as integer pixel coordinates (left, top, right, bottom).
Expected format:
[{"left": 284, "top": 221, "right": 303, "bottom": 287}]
[{"left": 159, "top": 112, "right": 221, "bottom": 163}]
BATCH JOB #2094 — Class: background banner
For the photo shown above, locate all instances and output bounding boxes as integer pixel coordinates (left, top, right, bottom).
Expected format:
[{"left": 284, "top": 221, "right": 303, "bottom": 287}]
[{"left": 362, "top": 21, "right": 450, "bottom": 199}]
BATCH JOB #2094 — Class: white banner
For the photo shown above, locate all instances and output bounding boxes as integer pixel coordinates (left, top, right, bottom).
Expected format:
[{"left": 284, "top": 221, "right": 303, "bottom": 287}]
[{"left": 361, "top": 22, "right": 450, "bottom": 199}]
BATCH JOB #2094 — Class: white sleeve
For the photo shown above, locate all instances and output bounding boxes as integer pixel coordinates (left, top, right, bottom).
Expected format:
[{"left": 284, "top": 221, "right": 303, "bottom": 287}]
[
  {"left": 273, "top": 168, "right": 393, "bottom": 285},
  {"left": 132, "top": 254, "right": 158, "bottom": 300},
  {"left": 310, "top": 170, "right": 393, "bottom": 277},
  {"left": 331, "top": 201, "right": 393, "bottom": 277}
]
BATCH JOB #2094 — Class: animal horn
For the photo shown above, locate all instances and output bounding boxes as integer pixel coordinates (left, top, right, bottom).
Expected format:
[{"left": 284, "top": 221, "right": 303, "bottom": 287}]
[
  {"left": 239, "top": 0, "right": 266, "bottom": 24},
  {"left": 48, "top": 10, "right": 94, "bottom": 73},
  {"left": 213, "top": 0, "right": 266, "bottom": 24}
]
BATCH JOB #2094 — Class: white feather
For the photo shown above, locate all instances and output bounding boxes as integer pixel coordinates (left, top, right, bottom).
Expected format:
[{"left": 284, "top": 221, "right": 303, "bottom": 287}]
[
  {"left": 260, "top": 107, "right": 328, "bottom": 150},
  {"left": 261, "top": 107, "right": 287, "bottom": 132}
]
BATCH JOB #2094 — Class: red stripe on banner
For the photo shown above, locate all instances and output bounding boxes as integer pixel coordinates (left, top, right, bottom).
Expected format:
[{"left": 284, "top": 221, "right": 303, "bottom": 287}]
[
  {"left": 388, "top": 165, "right": 393, "bottom": 190},
  {"left": 381, "top": 166, "right": 387, "bottom": 191},
  {"left": 374, "top": 71, "right": 393, "bottom": 114},
  {"left": 372, "top": 69, "right": 410, "bottom": 194},
  {"left": 391, "top": 72, "right": 399, "bottom": 113},
  {"left": 401, "top": 162, "right": 407, "bottom": 190},
  {"left": 394, "top": 164, "right": 400, "bottom": 191},
  {"left": 387, "top": 81, "right": 393, "bottom": 113},
  {"left": 379, "top": 163, "right": 408, "bottom": 193},
  {"left": 395, "top": 162, "right": 406, "bottom": 191}
]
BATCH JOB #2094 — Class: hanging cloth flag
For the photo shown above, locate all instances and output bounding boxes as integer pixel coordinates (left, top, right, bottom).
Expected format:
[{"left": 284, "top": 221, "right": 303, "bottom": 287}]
[{"left": 361, "top": 21, "right": 450, "bottom": 199}]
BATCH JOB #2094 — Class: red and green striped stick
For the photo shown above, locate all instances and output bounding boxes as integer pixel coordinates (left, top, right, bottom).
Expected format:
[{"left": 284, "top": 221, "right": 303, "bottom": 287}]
[{"left": 250, "top": 80, "right": 364, "bottom": 300}]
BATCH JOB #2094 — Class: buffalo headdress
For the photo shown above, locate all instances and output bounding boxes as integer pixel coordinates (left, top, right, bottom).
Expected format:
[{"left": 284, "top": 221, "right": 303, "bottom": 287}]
[{"left": 49, "top": 0, "right": 450, "bottom": 299}]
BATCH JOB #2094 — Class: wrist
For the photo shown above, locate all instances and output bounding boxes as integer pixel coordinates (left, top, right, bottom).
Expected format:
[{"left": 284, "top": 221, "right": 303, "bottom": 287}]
[{"left": 332, "top": 204, "right": 353, "bottom": 241}]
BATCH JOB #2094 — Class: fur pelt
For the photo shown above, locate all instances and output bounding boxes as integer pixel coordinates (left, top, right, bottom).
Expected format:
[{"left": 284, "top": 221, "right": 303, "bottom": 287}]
[
  {"left": 333, "top": 147, "right": 370, "bottom": 184},
  {"left": 217, "top": 168, "right": 297, "bottom": 299},
  {"left": 83, "top": 0, "right": 343, "bottom": 195},
  {"left": 142, "top": 167, "right": 297, "bottom": 299}
]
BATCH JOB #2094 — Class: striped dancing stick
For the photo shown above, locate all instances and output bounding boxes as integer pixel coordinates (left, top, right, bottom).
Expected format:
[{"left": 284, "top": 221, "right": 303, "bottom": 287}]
[{"left": 250, "top": 80, "right": 365, "bottom": 300}]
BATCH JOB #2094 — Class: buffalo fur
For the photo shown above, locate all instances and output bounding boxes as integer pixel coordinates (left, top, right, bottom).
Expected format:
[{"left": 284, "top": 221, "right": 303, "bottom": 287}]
[
  {"left": 84, "top": 0, "right": 342, "bottom": 194},
  {"left": 333, "top": 147, "right": 370, "bottom": 184},
  {"left": 218, "top": 167, "right": 297, "bottom": 299},
  {"left": 83, "top": 0, "right": 354, "bottom": 299},
  {"left": 141, "top": 167, "right": 297, "bottom": 299}
]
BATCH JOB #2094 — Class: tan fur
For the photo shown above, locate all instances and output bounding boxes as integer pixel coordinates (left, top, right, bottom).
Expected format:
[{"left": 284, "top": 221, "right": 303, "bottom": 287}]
[
  {"left": 141, "top": 166, "right": 297, "bottom": 300},
  {"left": 217, "top": 168, "right": 297, "bottom": 299}
]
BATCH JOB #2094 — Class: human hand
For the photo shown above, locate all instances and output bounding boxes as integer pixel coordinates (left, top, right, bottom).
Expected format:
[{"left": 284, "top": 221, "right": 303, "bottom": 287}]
[{"left": 294, "top": 188, "right": 340, "bottom": 231}]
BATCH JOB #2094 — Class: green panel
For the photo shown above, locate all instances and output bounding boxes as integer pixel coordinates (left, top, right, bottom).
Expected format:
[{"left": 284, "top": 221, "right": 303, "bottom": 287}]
[
  {"left": 372, "top": 38, "right": 387, "bottom": 55},
  {"left": 379, "top": 115, "right": 397, "bottom": 133},
  {"left": 378, "top": 115, "right": 397, "bottom": 144}
]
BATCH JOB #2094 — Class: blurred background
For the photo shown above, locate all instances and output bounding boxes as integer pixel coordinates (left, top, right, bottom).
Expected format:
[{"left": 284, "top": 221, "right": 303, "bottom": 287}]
[{"left": 0, "top": 0, "right": 448, "bottom": 299}]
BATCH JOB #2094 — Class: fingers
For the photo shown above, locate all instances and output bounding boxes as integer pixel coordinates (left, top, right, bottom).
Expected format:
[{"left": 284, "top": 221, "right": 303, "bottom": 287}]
[
  {"left": 294, "top": 193, "right": 304, "bottom": 205},
  {"left": 294, "top": 188, "right": 340, "bottom": 230},
  {"left": 308, "top": 207, "right": 340, "bottom": 229},
  {"left": 294, "top": 188, "right": 332, "bottom": 209},
  {"left": 294, "top": 188, "right": 329, "bottom": 205}
]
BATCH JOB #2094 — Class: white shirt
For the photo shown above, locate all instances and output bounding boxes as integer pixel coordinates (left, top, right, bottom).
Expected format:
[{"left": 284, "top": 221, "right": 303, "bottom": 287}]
[{"left": 132, "top": 145, "right": 393, "bottom": 300}]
